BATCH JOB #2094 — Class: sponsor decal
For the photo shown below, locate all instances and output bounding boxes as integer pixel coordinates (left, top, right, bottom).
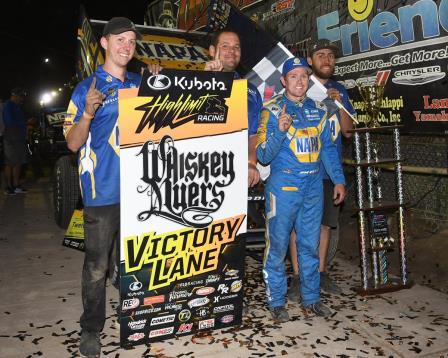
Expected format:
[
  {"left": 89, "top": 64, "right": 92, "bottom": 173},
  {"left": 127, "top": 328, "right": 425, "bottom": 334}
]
[
  {"left": 230, "top": 280, "right": 242, "bottom": 293},
  {"left": 122, "top": 298, "right": 140, "bottom": 311},
  {"left": 188, "top": 297, "right": 210, "bottom": 308},
  {"left": 147, "top": 74, "right": 172, "bottom": 90},
  {"left": 392, "top": 66, "right": 445, "bottom": 86},
  {"left": 177, "top": 322, "right": 193, "bottom": 334},
  {"left": 178, "top": 309, "right": 191, "bottom": 322},
  {"left": 217, "top": 284, "right": 229, "bottom": 294},
  {"left": 46, "top": 112, "right": 66, "bottom": 125},
  {"left": 129, "top": 281, "right": 143, "bottom": 291},
  {"left": 127, "top": 332, "right": 145, "bottom": 342},
  {"left": 128, "top": 319, "right": 147, "bottom": 330},
  {"left": 195, "top": 307, "right": 209, "bottom": 317},
  {"left": 198, "top": 318, "right": 215, "bottom": 330},
  {"left": 206, "top": 274, "right": 220, "bottom": 284},
  {"left": 177, "top": 279, "right": 204, "bottom": 288},
  {"left": 135, "top": 41, "right": 208, "bottom": 63},
  {"left": 221, "top": 293, "right": 238, "bottom": 300},
  {"left": 127, "top": 291, "right": 144, "bottom": 297},
  {"left": 169, "top": 290, "right": 192, "bottom": 301},
  {"left": 150, "top": 314, "right": 176, "bottom": 326},
  {"left": 164, "top": 302, "right": 183, "bottom": 311},
  {"left": 174, "top": 76, "right": 227, "bottom": 91},
  {"left": 135, "top": 307, "right": 162, "bottom": 315},
  {"left": 136, "top": 70, "right": 234, "bottom": 133},
  {"left": 149, "top": 326, "right": 174, "bottom": 338},
  {"left": 213, "top": 304, "right": 234, "bottom": 314},
  {"left": 220, "top": 314, "right": 234, "bottom": 324},
  {"left": 262, "top": 0, "right": 295, "bottom": 21},
  {"left": 196, "top": 286, "right": 215, "bottom": 296},
  {"left": 144, "top": 295, "right": 165, "bottom": 306},
  {"left": 225, "top": 269, "right": 239, "bottom": 277}
]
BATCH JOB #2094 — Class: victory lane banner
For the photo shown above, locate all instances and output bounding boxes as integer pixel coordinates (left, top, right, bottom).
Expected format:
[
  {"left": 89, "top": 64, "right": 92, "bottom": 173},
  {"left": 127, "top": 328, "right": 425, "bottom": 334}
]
[{"left": 118, "top": 69, "right": 248, "bottom": 346}]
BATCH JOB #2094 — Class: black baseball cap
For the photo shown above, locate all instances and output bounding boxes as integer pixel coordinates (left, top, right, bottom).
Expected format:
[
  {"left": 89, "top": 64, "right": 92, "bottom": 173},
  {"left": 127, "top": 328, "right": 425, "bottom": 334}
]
[
  {"left": 308, "top": 39, "right": 339, "bottom": 57},
  {"left": 102, "top": 17, "right": 142, "bottom": 40}
]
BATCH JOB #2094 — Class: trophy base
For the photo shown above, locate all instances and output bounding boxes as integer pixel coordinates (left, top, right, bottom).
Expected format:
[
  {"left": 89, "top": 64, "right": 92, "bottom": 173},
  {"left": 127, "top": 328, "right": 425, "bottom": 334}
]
[{"left": 354, "top": 277, "right": 413, "bottom": 296}]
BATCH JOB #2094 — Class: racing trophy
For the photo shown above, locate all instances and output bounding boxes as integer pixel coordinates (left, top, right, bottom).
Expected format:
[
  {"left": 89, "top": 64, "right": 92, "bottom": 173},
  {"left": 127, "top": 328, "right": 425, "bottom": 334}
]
[
  {"left": 351, "top": 71, "right": 410, "bottom": 294},
  {"left": 357, "top": 83, "right": 385, "bottom": 128},
  {"left": 357, "top": 77, "right": 392, "bottom": 288}
]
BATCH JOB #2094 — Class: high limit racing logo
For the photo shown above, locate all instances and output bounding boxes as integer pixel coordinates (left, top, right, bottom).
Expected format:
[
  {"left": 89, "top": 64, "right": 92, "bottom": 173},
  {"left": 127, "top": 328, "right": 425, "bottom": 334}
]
[{"left": 136, "top": 69, "right": 234, "bottom": 132}]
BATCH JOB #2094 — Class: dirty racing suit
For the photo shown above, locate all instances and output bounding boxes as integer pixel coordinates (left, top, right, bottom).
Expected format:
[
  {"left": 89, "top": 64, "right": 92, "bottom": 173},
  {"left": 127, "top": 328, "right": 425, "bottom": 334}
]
[{"left": 256, "top": 94, "right": 345, "bottom": 308}]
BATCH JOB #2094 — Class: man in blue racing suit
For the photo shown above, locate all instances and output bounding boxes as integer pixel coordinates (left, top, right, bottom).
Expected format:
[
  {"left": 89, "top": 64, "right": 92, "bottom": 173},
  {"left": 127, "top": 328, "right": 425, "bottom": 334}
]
[{"left": 256, "top": 57, "right": 346, "bottom": 322}]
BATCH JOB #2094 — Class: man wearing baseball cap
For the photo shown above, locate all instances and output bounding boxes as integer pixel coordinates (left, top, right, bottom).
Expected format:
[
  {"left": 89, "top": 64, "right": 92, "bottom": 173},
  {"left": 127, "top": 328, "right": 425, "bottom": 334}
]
[
  {"left": 2, "top": 87, "right": 29, "bottom": 195},
  {"left": 287, "top": 40, "right": 356, "bottom": 303},
  {"left": 64, "top": 16, "right": 155, "bottom": 357},
  {"left": 256, "top": 57, "right": 345, "bottom": 321}
]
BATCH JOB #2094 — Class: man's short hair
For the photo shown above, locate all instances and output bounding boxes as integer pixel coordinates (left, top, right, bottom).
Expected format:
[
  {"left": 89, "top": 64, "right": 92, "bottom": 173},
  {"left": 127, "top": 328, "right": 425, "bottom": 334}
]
[{"left": 209, "top": 28, "right": 241, "bottom": 47}]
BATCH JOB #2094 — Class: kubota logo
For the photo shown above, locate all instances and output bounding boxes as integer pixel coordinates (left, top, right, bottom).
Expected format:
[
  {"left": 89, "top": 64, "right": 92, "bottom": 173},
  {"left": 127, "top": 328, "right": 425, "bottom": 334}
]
[{"left": 147, "top": 74, "right": 171, "bottom": 90}]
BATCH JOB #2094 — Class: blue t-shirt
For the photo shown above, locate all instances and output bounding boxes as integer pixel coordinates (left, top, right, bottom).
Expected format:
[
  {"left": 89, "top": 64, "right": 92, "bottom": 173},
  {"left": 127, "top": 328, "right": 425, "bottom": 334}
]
[
  {"left": 3, "top": 100, "right": 27, "bottom": 140},
  {"left": 234, "top": 72, "right": 262, "bottom": 136},
  {"left": 321, "top": 79, "right": 356, "bottom": 180},
  {"left": 248, "top": 83, "right": 263, "bottom": 136},
  {"left": 64, "top": 65, "right": 141, "bottom": 206}
]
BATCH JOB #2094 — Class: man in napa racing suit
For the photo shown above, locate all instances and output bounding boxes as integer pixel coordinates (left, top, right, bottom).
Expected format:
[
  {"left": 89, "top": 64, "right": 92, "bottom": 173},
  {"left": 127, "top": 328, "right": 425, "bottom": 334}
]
[{"left": 256, "top": 57, "right": 345, "bottom": 322}]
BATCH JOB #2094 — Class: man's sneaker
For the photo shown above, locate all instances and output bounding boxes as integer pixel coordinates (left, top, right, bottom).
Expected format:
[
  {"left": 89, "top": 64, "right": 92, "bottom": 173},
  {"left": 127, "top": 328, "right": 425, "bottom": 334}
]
[
  {"left": 4, "top": 187, "right": 16, "bottom": 196},
  {"left": 13, "top": 187, "right": 27, "bottom": 194},
  {"left": 79, "top": 330, "right": 101, "bottom": 358},
  {"left": 320, "top": 272, "right": 342, "bottom": 294},
  {"left": 269, "top": 306, "right": 290, "bottom": 323},
  {"left": 287, "top": 274, "right": 301, "bottom": 303},
  {"left": 303, "top": 301, "right": 332, "bottom": 318}
]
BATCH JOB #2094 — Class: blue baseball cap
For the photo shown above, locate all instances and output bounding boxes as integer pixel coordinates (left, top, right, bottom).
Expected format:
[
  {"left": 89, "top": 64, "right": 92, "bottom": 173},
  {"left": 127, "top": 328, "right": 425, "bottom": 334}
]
[{"left": 282, "top": 57, "right": 312, "bottom": 76}]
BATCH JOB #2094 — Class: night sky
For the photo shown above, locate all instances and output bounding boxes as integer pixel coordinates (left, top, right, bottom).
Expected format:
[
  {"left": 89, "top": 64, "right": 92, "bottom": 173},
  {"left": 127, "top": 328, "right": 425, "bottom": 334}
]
[{"left": 1, "top": 0, "right": 151, "bottom": 113}]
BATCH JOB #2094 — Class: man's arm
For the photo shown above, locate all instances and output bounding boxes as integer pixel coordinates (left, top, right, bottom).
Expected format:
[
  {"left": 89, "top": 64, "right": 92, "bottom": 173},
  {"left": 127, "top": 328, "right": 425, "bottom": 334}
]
[
  {"left": 256, "top": 105, "right": 290, "bottom": 165},
  {"left": 248, "top": 135, "right": 260, "bottom": 187},
  {"left": 65, "top": 77, "right": 104, "bottom": 153},
  {"left": 66, "top": 112, "right": 94, "bottom": 152},
  {"left": 327, "top": 87, "right": 355, "bottom": 138},
  {"left": 320, "top": 112, "right": 346, "bottom": 190}
]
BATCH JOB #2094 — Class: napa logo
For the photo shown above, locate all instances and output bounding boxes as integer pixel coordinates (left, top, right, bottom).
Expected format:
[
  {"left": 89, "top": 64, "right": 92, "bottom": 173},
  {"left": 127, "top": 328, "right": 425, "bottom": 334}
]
[{"left": 317, "top": 0, "right": 448, "bottom": 56}]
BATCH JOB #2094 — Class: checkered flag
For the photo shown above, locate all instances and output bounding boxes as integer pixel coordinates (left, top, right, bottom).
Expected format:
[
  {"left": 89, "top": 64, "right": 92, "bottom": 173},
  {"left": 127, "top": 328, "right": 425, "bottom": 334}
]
[
  {"left": 246, "top": 44, "right": 343, "bottom": 118},
  {"left": 245, "top": 42, "right": 292, "bottom": 102}
]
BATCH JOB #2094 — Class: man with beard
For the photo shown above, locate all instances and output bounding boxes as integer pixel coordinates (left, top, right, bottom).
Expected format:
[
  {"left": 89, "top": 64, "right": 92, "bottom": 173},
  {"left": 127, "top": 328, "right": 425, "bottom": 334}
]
[{"left": 287, "top": 40, "right": 356, "bottom": 302}]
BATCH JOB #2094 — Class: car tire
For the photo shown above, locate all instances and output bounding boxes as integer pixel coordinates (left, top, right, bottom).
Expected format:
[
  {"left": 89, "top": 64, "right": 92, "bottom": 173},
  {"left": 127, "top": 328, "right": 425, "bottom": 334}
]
[{"left": 53, "top": 155, "right": 81, "bottom": 229}]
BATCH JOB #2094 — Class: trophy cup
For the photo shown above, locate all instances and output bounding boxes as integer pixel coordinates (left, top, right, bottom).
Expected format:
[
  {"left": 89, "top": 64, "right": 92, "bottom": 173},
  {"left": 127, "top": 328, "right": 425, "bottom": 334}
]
[{"left": 357, "top": 84, "right": 385, "bottom": 128}]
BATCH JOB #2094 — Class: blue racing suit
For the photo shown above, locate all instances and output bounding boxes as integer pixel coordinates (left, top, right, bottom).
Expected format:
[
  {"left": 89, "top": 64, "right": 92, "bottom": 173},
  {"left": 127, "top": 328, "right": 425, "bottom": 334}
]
[{"left": 256, "top": 94, "right": 345, "bottom": 308}]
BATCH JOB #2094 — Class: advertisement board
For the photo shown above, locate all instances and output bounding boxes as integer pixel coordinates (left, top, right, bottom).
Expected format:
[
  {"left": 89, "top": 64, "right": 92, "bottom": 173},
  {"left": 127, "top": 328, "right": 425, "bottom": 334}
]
[
  {"left": 118, "top": 69, "right": 248, "bottom": 346},
  {"left": 243, "top": 0, "right": 448, "bottom": 133}
]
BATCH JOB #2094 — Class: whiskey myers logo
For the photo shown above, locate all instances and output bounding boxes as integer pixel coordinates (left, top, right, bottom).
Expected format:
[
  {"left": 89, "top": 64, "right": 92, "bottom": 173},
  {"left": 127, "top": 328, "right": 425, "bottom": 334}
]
[
  {"left": 136, "top": 69, "right": 234, "bottom": 133},
  {"left": 137, "top": 135, "right": 235, "bottom": 228},
  {"left": 124, "top": 214, "right": 244, "bottom": 290}
]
